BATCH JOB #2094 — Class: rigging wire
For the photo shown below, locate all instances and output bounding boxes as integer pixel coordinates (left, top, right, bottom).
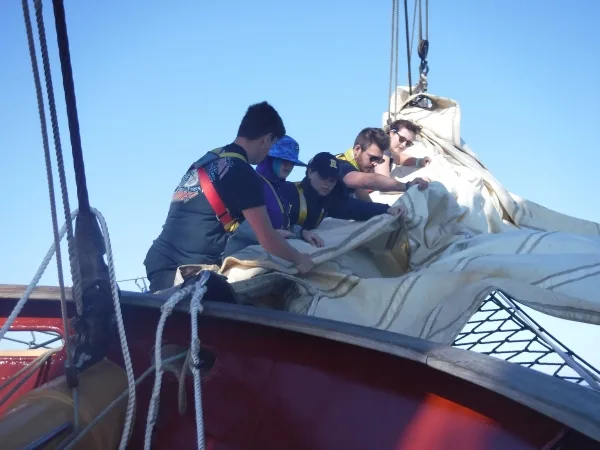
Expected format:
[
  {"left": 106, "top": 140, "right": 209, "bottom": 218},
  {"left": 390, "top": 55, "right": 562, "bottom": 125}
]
[
  {"left": 388, "top": 0, "right": 424, "bottom": 119},
  {"left": 387, "top": 0, "right": 397, "bottom": 123},
  {"left": 31, "top": 0, "right": 83, "bottom": 316},
  {"left": 403, "top": 0, "right": 413, "bottom": 96},
  {"left": 21, "top": 0, "right": 80, "bottom": 430}
]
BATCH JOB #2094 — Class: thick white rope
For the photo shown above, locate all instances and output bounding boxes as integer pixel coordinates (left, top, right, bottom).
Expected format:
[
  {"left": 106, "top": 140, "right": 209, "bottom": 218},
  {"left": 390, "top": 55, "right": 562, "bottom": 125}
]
[
  {"left": 189, "top": 280, "right": 207, "bottom": 450},
  {"left": 91, "top": 208, "right": 136, "bottom": 450},
  {"left": 143, "top": 282, "right": 196, "bottom": 449},
  {"left": 144, "top": 276, "right": 208, "bottom": 450}
]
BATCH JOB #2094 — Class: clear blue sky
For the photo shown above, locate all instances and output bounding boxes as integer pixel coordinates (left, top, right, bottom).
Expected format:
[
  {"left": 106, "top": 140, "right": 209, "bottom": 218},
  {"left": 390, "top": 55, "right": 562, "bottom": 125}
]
[{"left": 1, "top": 1, "right": 600, "bottom": 370}]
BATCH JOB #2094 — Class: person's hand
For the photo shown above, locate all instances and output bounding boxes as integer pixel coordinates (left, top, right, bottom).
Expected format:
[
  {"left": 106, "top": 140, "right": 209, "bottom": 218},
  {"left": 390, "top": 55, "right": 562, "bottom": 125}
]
[
  {"left": 386, "top": 206, "right": 405, "bottom": 217},
  {"left": 295, "top": 252, "right": 315, "bottom": 274},
  {"left": 407, "top": 177, "right": 429, "bottom": 190},
  {"left": 276, "top": 229, "right": 294, "bottom": 239},
  {"left": 421, "top": 156, "right": 431, "bottom": 166},
  {"left": 301, "top": 229, "right": 324, "bottom": 247}
]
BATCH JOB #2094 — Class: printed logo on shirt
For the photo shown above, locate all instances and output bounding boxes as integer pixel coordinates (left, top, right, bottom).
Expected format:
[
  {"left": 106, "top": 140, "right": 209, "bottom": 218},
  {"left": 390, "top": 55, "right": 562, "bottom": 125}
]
[
  {"left": 172, "top": 168, "right": 201, "bottom": 203},
  {"left": 208, "top": 158, "right": 234, "bottom": 182}
]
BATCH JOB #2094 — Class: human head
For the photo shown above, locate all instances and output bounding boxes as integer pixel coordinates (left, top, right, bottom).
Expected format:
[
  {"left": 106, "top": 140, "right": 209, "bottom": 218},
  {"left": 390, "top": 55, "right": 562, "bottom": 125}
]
[
  {"left": 306, "top": 152, "right": 340, "bottom": 197},
  {"left": 388, "top": 119, "right": 421, "bottom": 154},
  {"left": 267, "top": 135, "right": 306, "bottom": 180},
  {"left": 351, "top": 127, "right": 389, "bottom": 173},
  {"left": 236, "top": 101, "right": 286, "bottom": 164}
]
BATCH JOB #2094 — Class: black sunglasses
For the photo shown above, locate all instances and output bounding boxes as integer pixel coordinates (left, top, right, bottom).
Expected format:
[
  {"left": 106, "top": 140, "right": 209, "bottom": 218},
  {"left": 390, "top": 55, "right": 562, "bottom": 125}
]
[
  {"left": 366, "top": 153, "right": 385, "bottom": 165},
  {"left": 391, "top": 129, "right": 415, "bottom": 147}
]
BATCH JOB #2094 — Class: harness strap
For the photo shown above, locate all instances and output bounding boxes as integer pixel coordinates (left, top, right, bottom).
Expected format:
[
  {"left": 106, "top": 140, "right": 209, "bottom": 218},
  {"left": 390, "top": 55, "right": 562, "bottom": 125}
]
[
  {"left": 295, "top": 183, "right": 325, "bottom": 228},
  {"left": 295, "top": 183, "right": 308, "bottom": 227},
  {"left": 197, "top": 148, "right": 248, "bottom": 232}
]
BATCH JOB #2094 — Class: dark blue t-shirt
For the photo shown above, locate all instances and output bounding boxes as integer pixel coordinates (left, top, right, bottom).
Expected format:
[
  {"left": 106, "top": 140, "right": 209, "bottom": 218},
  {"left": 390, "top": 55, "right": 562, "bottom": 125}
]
[
  {"left": 281, "top": 178, "right": 389, "bottom": 231},
  {"left": 146, "top": 143, "right": 264, "bottom": 269},
  {"left": 336, "top": 158, "right": 359, "bottom": 197}
]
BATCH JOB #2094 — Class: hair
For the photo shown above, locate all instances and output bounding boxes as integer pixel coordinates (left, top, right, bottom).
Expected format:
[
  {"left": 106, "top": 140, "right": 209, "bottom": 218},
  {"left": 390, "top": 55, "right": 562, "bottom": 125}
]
[
  {"left": 388, "top": 119, "right": 422, "bottom": 135},
  {"left": 353, "top": 127, "right": 390, "bottom": 153},
  {"left": 237, "top": 101, "right": 286, "bottom": 140}
]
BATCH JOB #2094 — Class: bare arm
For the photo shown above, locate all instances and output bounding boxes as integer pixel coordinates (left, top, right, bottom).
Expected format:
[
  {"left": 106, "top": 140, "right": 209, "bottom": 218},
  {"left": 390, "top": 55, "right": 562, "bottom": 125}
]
[
  {"left": 343, "top": 171, "right": 407, "bottom": 193},
  {"left": 242, "top": 206, "right": 313, "bottom": 272},
  {"left": 392, "top": 153, "right": 430, "bottom": 167},
  {"left": 374, "top": 155, "right": 392, "bottom": 177}
]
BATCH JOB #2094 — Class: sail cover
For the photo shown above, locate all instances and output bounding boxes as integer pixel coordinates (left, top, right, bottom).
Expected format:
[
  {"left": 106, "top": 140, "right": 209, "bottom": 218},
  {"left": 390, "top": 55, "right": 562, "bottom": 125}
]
[{"left": 177, "top": 89, "right": 600, "bottom": 345}]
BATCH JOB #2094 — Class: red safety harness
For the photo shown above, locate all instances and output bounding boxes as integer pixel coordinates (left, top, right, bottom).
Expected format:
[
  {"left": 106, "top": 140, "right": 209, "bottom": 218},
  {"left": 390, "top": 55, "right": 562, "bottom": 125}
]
[{"left": 196, "top": 149, "right": 247, "bottom": 233}]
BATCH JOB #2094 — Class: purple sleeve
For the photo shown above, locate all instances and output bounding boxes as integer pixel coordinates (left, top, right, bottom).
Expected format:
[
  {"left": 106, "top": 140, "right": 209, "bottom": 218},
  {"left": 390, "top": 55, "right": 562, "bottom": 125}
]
[{"left": 262, "top": 182, "right": 284, "bottom": 229}]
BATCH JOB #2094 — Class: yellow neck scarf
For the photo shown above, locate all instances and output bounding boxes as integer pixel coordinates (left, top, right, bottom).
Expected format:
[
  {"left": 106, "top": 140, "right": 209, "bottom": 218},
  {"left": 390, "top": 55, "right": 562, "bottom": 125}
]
[{"left": 338, "top": 148, "right": 359, "bottom": 169}]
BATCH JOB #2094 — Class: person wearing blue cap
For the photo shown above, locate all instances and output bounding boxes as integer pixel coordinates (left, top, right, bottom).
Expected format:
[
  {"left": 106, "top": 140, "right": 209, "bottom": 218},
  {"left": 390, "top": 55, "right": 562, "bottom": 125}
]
[
  {"left": 280, "top": 152, "right": 404, "bottom": 247},
  {"left": 255, "top": 135, "right": 306, "bottom": 230},
  {"left": 223, "top": 135, "right": 307, "bottom": 257}
]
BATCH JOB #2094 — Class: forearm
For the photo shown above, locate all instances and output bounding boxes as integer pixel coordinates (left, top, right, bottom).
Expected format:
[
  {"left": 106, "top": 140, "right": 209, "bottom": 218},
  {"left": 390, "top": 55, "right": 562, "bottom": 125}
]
[
  {"left": 394, "top": 153, "right": 425, "bottom": 168},
  {"left": 354, "top": 173, "right": 407, "bottom": 192}
]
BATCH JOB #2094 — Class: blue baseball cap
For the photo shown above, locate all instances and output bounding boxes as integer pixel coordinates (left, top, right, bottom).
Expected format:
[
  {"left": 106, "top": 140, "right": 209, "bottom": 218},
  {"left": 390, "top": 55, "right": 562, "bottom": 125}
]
[
  {"left": 268, "top": 135, "right": 307, "bottom": 166},
  {"left": 308, "top": 152, "right": 341, "bottom": 180}
]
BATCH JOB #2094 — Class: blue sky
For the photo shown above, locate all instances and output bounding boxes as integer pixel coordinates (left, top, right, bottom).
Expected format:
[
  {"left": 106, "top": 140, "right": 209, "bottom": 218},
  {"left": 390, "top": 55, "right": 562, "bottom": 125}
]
[{"left": 1, "top": 1, "right": 600, "bottom": 370}]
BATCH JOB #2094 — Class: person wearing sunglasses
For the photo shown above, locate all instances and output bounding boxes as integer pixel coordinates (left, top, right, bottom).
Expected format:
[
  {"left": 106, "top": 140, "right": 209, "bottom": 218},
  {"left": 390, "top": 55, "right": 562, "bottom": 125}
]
[
  {"left": 336, "top": 127, "right": 429, "bottom": 202},
  {"left": 375, "top": 119, "right": 431, "bottom": 178}
]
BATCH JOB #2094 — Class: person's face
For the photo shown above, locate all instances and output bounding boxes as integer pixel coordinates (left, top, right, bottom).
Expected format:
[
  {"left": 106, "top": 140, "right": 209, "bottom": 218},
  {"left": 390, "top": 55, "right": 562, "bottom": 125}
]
[
  {"left": 353, "top": 143, "right": 384, "bottom": 173},
  {"left": 389, "top": 127, "right": 416, "bottom": 154},
  {"left": 307, "top": 169, "right": 337, "bottom": 196},
  {"left": 277, "top": 160, "right": 294, "bottom": 179}
]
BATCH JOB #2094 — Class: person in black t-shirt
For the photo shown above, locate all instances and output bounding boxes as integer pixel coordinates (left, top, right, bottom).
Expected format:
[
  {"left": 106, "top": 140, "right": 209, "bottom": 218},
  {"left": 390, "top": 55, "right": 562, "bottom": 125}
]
[
  {"left": 281, "top": 152, "right": 404, "bottom": 247},
  {"left": 336, "top": 127, "right": 429, "bottom": 201},
  {"left": 144, "top": 102, "right": 314, "bottom": 292}
]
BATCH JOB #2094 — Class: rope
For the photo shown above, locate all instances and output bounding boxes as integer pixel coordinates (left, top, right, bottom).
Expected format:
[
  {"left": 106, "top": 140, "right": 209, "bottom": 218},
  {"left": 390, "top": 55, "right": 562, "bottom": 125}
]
[
  {"left": 92, "top": 208, "right": 136, "bottom": 450},
  {"left": 387, "top": 0, "right": 397, "bottom": 122},
  {"left": 21, "top": 2, "right": 134, "bottom": 445},
  {"left": 424, "top": 0, "right": 429, "bottom": 40},
  {"left": 416, "top": 0, "right": 429, "bottom": 93},
  {"left": 51, "top": 0, "right": 94, "bottom": 215},
  {"left": 144, "top": 275, "right": 209, "bottom": 450},
  {"left": 60, "top": 351, "right": 188, "bottom": 450},
  {"left": 394, "top": 0, "right": 400, "bottom": 113},
  {"left": 409, "top": 0, "right": 418, "bottom": 62},
  {"left": 403, "top": 0, "right": 413, "bottom": 96},
  {"left": 22, "top": 0, "right": 81, "bottom": 429},
  {"left": 31, "top": 0, "right": 83, "bottom": 316},
  {"left": 189, "top": 280, "right": 208, "bottom": 450}
]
